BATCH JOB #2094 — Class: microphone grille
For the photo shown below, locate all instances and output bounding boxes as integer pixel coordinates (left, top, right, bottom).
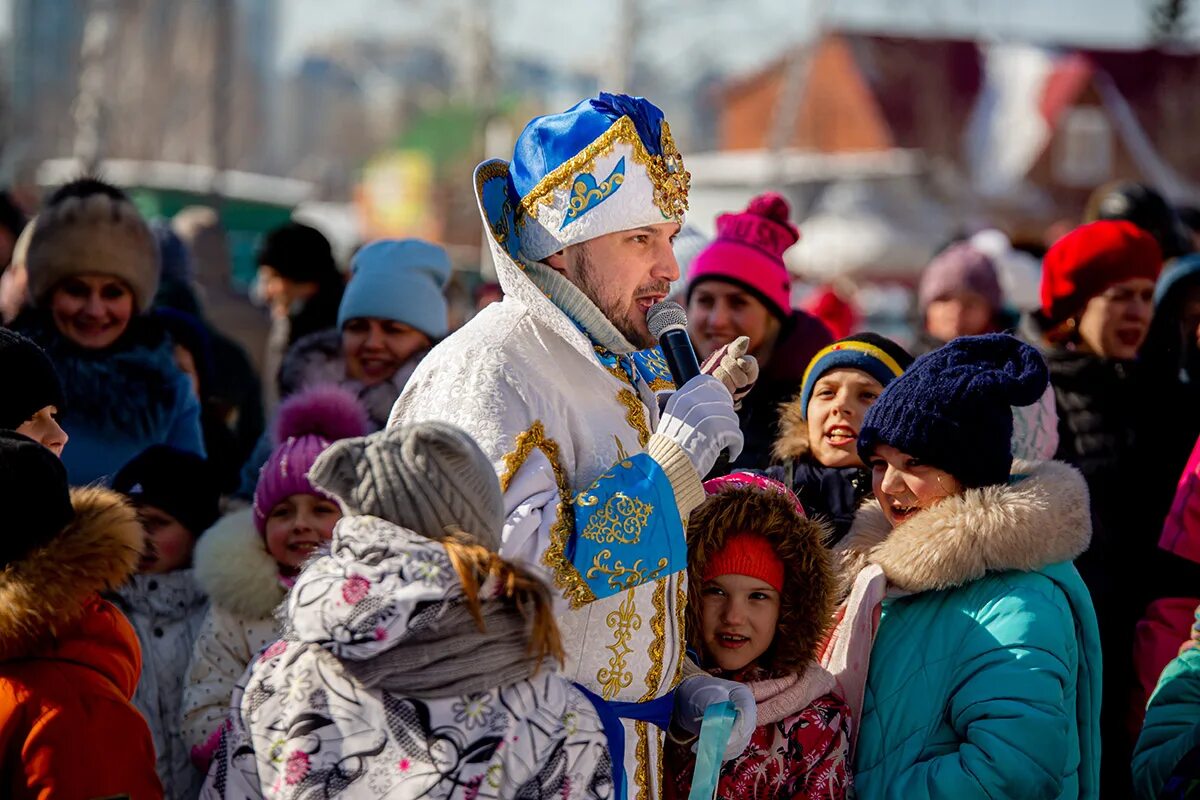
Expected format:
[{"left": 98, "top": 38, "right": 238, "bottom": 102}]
[{"left": 646, "top": 301, "right": 688, "bottom": 341}]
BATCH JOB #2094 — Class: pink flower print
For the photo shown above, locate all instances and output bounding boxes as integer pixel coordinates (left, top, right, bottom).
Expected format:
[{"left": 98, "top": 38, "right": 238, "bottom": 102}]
[
  {"left": 398, "top": 757, "right": 412, "bottom": 772},
  {"left": 341, "top": 574, "right": 370, "bottom": 604},
  {"left": 374, "top": 626, "right": 388, "bottom": 641},
  {"left": 285, "top": 750, "right": 310, "bottom": 785},
  {"left": 464, "top": 775, "right": 484, "bottom": 800},
  {"left": 260, "top": 640, "right": 287, "bottom": 663}
]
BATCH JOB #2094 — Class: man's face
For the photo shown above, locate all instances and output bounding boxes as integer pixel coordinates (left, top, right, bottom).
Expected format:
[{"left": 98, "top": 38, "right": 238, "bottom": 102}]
[{"left": 548, "top": 223, "right": 681, "bottom": 348}]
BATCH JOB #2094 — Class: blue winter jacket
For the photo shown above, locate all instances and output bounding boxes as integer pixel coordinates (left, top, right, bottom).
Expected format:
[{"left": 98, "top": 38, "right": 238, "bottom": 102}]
[
  {"left": 835, "top": 460, "right": 1102, "bottom": 800},
  {"left": 21, "top": 315, "right": 205, "bottom": 485}
]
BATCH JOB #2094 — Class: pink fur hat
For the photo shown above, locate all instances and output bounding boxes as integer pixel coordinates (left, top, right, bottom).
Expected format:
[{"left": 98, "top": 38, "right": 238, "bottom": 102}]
[{"left": 252, "top": 385, "right": 369, "bottom": 534}]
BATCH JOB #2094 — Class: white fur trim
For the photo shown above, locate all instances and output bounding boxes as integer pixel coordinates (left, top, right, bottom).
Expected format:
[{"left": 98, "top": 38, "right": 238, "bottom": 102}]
[{"left": 192, "top": 508, "right": 285, "bottom": 619}]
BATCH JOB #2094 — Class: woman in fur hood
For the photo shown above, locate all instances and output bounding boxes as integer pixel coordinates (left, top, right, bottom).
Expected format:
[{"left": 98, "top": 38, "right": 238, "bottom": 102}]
[
  {"left": 0, "top": 431, "right": 161, "bottom": 798},
  {"left": 667, "top": 472, "right": 851, "bottom": 799},
  {"left": 830, "top": 334, "right": 1102, "bottom": 800},
  {"left": 202, "top": 422, "right": 614, "bottom": 799}
]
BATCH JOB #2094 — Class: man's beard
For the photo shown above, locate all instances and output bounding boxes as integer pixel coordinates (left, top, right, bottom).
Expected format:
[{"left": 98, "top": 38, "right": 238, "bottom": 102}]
[{"left": 572, "top": 247, "right": 666, "bottom": 349}]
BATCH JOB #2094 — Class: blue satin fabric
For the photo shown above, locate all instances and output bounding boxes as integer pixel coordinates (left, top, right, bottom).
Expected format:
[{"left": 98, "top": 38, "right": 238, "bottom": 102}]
[
  {"left": 509, "top": 93, "right": 667, "bottom": 203},
  {"left": 574, "top": 684, "right": 677, "bottom": 800}
]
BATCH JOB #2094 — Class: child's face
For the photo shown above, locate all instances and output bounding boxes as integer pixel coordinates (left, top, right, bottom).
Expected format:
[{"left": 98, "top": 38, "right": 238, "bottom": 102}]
[
  {"left": 868, "top": 443, "right": 963, "bottom": 528},
  {"left": 806, "top": 368, "right": 885, "bottom": 468},
  {"left": 698, "top": 573, "right": 781, "bottom": 674},
  {"left": 264, "top": 493, "right": 342, "bottom": 571},
  {"left": 137, "top": 505, "right": 195, "bottom": 574}
]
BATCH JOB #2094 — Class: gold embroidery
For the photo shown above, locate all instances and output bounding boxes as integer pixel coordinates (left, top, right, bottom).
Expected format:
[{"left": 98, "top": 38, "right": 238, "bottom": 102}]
[
  {"left": 500, "top": 422, "right": 596, "bottom": 609},
  {"left": 598, "top": 588, "right": 641, "bottom": 699},
  {"left": 648, "top": 121, "right": 690, "bottom": 219},
  {"left": 642, "top": 578, "right": 668, "bottom": 701},
  {"left": 579, "top": 493, "right": 653, "bottom": 545},
  {"left": 614, "top": 436, "right": 630, "bottom": 461},
  {"left": 616, "top": 388, "right": 651, "bottom": 449},
  {"left": 672, "top": 582, "right": 687, "bottom": 688},
  {"left": 635, "top": 720, "right": 651, "bottom": 800},
  {"left": 587, "top": 551, "right": 669, "bottom": 593},
  {"left": 518, "top": 116, "right": 689, "bottom": 221}
]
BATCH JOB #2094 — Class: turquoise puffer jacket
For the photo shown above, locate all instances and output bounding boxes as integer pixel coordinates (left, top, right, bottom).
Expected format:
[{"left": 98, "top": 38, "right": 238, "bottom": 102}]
[
  {"left": 835, "top": 460, "right": 1102, "bottom": 800},
  {"left": 1133, "top": 646, "right": 1200, "bottom": 799}
]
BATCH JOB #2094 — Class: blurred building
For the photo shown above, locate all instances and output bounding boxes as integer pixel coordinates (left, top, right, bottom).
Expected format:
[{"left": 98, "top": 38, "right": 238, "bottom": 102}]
[
  {"left": 6, "top": 0, "right": 279, "bottom": 178},
  {"left": 717, "top": 31, "right": 1200, "bottom": 247}
]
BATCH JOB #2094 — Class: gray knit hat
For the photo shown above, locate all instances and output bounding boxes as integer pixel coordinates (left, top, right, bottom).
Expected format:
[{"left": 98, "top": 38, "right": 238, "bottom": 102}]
[{"left": 308, "top": 421, "right": 504, "bottom": 551}]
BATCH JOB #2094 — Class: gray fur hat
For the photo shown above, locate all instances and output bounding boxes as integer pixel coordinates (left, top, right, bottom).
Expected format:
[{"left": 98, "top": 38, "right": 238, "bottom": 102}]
[{"left": 308, "top": 421, "right": 503, "bottom": 551}]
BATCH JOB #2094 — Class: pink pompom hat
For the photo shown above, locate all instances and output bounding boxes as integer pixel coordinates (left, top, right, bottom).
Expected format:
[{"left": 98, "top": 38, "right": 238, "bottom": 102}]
[
  {"left": 252, "top": 385, "right": 370, "bottom": 534},
  {"left": 686, "top": 192, "right": 801, "bottom": 320}
]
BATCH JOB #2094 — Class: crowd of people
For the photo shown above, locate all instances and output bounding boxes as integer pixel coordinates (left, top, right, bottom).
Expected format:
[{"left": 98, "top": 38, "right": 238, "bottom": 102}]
[{"left": 0, "top": 91, "right": 1197, "bottom": 800}]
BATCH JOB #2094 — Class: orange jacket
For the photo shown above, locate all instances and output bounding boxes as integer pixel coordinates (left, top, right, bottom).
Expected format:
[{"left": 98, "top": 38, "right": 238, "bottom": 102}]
[{"left": 0, "top": 487, "right": 162, "bottom": 800}]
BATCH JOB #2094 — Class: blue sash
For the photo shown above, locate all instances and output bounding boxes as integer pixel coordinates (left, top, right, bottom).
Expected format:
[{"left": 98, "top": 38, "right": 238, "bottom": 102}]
[{"left": 573, "top": 685, "right": 676, "bottom": 800}]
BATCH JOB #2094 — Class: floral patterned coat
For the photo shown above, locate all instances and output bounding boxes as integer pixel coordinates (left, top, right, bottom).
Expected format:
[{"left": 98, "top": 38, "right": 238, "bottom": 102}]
[
  {"left": 201, "top": 514, "right": 614, "bottom": 799},
  {"left": 667, "top": 688, "right": 851, "bottom": 800}
]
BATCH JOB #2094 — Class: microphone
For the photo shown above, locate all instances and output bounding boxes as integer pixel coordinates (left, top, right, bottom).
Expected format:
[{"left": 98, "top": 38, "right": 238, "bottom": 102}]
[
  {"left": 646, "top": 301, "right": 733, "bottom": 478},
  {"left": 646, "top": 301, "right": 701, "bottom": 385}
]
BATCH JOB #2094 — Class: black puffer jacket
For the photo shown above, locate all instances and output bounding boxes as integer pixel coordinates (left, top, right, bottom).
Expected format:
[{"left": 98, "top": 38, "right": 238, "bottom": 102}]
[{"left": 729, "top": 310, "right": 832, "bottom": 472}]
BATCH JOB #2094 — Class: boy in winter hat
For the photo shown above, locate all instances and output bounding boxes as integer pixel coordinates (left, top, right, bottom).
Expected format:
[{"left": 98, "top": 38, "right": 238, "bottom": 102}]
[
  {"left": 202, "top": 422, "right": 615, "bottom": 799},
  {"left": 667, "top": 472, "right": 851, "bottom": 800},
  {"left": 0, "top": 328, "right": 68, "bottom": 456},
  {"left": 773, "top": 333, "right": 913, "bottom": 545},
  {"left": 112, "top": 446, "right": 220, "bottom": 800},
  {"left": 0, "top": 431, "right": 161, "bottom": 798},
  {"left": 182, "top": 385, "right": 368, "bottom": 772}
]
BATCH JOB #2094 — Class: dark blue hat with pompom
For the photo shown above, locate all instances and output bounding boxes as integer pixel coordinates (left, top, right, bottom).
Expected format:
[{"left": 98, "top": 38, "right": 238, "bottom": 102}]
[{"left": 857, "top": 334, "right": 1049, "bottom": 488}]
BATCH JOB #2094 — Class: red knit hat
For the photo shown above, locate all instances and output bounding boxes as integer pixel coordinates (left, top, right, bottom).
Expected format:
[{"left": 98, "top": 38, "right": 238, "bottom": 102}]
[
  {"left": 1040, "top": 220, "right": 1163, "bottom": 328},
  {"left": 687, "top": 192, "right": 799, "bottom": 319},
  {"left": 700, "top": 531, "right": 785, "bottom": 592}
]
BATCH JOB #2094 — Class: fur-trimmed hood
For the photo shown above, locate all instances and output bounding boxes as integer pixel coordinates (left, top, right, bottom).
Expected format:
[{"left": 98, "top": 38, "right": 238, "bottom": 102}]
[
  {"left": 0, "top": 487, "right": 143, "bottom": 659},
  {"left": 772, "top": 389, "right": 810, "bottom": 462},
  {"left": 193, "top": 507, "right": 286, "bottom": 620},
  {"left": 686, "top": 485, "right": 834, "bottom": 675},
  {"left": 835, "top": 459, "right": 1091, "bottom": 594}
]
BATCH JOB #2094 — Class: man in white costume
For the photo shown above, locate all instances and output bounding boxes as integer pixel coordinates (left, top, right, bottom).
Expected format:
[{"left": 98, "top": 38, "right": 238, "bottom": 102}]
[{"left": 390, "top": 94, "right": 758, "bottom": 798}]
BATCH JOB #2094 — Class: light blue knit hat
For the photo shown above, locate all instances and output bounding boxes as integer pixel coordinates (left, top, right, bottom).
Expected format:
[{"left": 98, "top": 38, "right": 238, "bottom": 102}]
[{"left": 337, "top": 239, "right": 451, "bottom": 338}]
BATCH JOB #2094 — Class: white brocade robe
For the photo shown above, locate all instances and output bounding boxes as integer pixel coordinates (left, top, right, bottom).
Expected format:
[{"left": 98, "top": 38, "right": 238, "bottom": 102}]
[{"left": 390, "top": 296, "right": 687, "bottom": 800}]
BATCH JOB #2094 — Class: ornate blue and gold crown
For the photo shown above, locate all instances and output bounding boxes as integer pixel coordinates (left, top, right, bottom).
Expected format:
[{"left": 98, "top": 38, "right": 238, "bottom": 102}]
[{"left": 475, "top": 93, "right": 690, "bottom": 264}]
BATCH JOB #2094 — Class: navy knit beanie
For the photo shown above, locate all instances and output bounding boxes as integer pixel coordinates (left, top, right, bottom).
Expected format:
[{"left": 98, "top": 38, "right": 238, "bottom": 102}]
[
  {"left": 798, "top": 333, "right": 914, "bottom": 420},
  {"left": 857, "top": 334, "right": 1048, "bottom": 488}
]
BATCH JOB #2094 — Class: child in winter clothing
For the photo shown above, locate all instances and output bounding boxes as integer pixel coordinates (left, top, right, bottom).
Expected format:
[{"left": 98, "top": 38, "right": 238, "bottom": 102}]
[
  {"left": 667, "top": 472, "right": 851, "bottom": 799},
  {"left": 773, "top": 334, "right": 913, "bottom": 545},
  {"left": 0, "top": 328, "right": 69, "bottom": 456},
  {"left": 1133, "top": 642, "right": 1200, "bottom": 799},
  {"left": 0, "top": 430, "right": 162, "bottom": 798},
  {"left": 202, "top": 421, "right": 614, "bottom": 799},
  {"left": 834, "top": 334, "right": 1102, "bottom": 800},
  {"left": 181, "top": 386, "right": 367, "bottom": 770},
  {"left": 112, "top": 445, "right": 221, "bottom": 800}
]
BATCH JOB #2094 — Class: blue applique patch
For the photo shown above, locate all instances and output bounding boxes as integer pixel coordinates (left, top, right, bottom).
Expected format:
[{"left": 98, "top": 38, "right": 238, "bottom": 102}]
[
  {"left": 568, "top": 453, "right": 686, "bottom": 601},
  {"left": 560, "top": 157, "right": 626, "bottom": 230}
]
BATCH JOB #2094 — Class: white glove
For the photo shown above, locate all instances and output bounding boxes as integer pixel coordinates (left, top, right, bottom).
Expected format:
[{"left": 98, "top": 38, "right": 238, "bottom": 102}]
[
  {"left": 656, "top": 375, "right": 744, "bottom": 477},
  {"left": 701, "top": 336, "right": 759, "bottom": 410},
  {"left": 673, "top": 675, "right": 757, "bottom": 762}
]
